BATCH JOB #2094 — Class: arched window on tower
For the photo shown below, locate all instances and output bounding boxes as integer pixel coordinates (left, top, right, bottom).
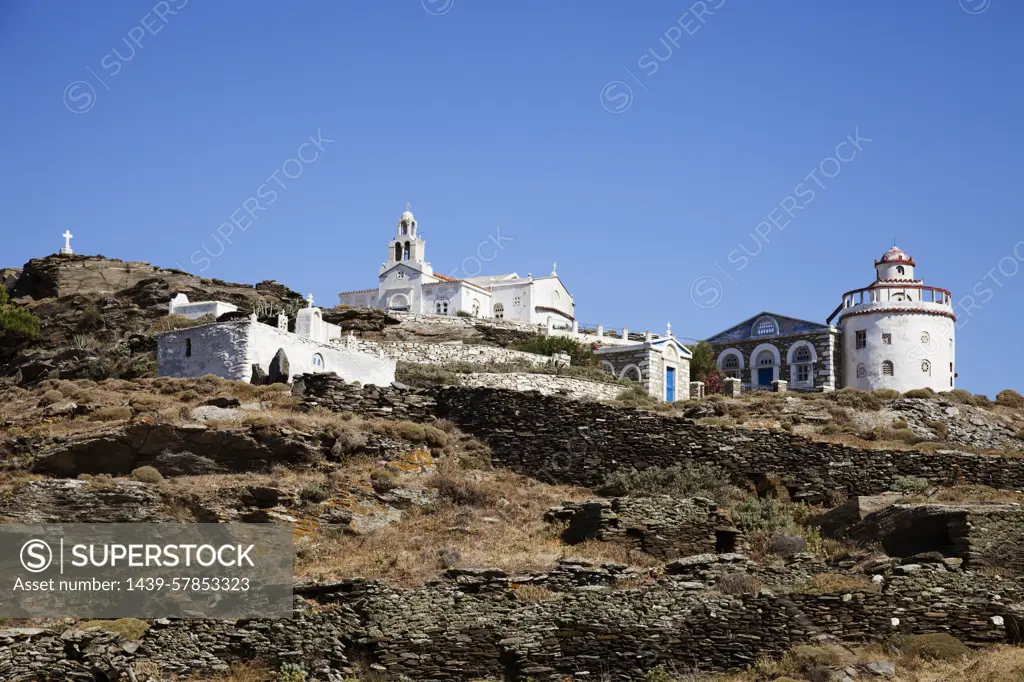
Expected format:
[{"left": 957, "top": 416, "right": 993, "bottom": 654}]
[
  {"left": 897, "top": 266, "right": 905, "bottom": 275},
  {"left": 403, "top": 241, "right": 411, "bottom": 260},
  {"left": 882, "top": 360, "right": 894, "bottom": 376},
  {"left": 394, "top": 243, "right": 402, "bottom": 261}
]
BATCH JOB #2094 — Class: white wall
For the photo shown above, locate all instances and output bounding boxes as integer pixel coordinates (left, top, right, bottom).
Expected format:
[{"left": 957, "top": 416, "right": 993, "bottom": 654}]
[
  {"left": 169, "top": 296, "right": 238, "bottom": 320},
  {"left": 157, "top": 320, "right": 395, "bottom": 386},
  {"left": 840, "top": 311, "right": 955, "bottom": 392}
]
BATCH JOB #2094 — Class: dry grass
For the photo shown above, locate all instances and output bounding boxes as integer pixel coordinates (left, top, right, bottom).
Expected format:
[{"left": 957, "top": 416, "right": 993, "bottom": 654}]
[
  {"left": 795, "top": 573, "right": 880, "bottom": 595},
  {"left": 295, "top": 461, "right": 660, "bottom": 586}
]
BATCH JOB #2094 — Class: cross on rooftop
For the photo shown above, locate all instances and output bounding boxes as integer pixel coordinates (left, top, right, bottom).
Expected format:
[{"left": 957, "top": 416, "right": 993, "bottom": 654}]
[
  {"left": 306, "top": 293, "right": 314, "bottom": 308},
  {"left": 60, "top": 230, "right": 74, "bottom": 255}
]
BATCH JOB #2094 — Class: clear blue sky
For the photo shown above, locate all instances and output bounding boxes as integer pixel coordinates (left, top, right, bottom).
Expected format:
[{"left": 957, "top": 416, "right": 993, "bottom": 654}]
[{"left": 1, "top": 1, "right": 1022, "bottom": 396}]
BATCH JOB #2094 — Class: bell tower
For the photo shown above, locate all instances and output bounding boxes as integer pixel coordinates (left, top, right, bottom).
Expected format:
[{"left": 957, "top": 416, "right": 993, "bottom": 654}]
[{"left": 383, "top": 204, "right": 430, "bottom": 274}]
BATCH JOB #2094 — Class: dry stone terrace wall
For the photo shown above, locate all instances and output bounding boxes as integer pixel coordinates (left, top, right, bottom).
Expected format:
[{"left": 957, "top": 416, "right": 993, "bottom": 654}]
[
  {"left": 294, "top": 380, "right": 1024, "bottom": 498},
  {"left": 352, "top": 337, "right": 552, "bottom": 366},
  {"left": 456, "top": 371, "right": 623, "bottom": 401},
  {"left": 430, "top": 387, "right": 1024, "bottom": 499},
  {"left": 4, "top": 570, "right": 1023, "bottom": 681}
]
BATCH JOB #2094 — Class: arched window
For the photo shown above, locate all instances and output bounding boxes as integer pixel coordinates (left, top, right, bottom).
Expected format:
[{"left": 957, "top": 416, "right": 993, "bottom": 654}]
[
  {"left": 856, "top": 363, "right": 866, "bottom": 378},
  {"left": 394, "top": 243, "right": 402, "bottom": 261},
  {"left": 402, "top": 223, "right": 408, "bottom": 235},
  {"left": 600, "top": 360, "right": 615, "bottom": 374},
  {"left": 882, "top": 360, "right": 894, "bottom": 376},
  {"left": 921, "top": 360, "right": 931, "bottom": 374},
  {"left": 552, "top": 291, "right": 561, "bottom": 304},
  {"left": 794, "top": 346, "right": 812, "bottom": 363},
  {"left": 920, "top": 332, "right": 930, "bottom": 345},
  {"left": 471, "top": 300, "right": 480, "bottom": 317},
  {"left": 185, "top": 338, "right": 192, "bottom": 358},
  {"left": 494, "top": 303, "right": 504, "bottom": 320},
  {"left": 403, "top": 241, "right": 411, "bottom": 260},
  {"left": 792, "top": 345, "right": 812, "bottom": 384},
  {"left": 723, "top": 355, "right": 739, "bottom": 370},
  {"left": 621, "top": 365, "right": 642, "bottom": 382},
  {"left": 756, "top": 350, "right": 775, "bottom": 367},
  {"left": 312, "top": 353, "right": 324, "bottom": 369},
  {"left": 753, "top": 317, "right": 778, "bottom": 336},
  {"left": 897, "top": 266, "right": 905, "bottom": 275}
]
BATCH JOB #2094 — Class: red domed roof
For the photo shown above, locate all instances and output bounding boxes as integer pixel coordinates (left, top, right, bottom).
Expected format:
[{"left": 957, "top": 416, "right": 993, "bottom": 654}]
[
  {"left": 880, "top": 246, "right": 911, "bottom": 262},
  {"left": 876, "top": 246, "right": 915, "bottom": 267}
]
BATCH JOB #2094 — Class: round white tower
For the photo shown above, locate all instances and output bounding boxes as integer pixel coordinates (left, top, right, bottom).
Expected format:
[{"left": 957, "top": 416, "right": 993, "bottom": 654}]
[{"left": 834, "top": 246, "right": 955, "bottom": 393}]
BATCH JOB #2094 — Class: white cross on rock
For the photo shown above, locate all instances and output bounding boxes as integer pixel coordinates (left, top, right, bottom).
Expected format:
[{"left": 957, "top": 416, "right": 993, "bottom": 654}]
[{"left": 60, "top": 230, "right": 74, "bottom": 255}]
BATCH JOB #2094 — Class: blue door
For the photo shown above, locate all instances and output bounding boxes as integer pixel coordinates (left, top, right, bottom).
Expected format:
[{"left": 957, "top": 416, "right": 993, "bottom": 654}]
[
  {"left": 666, "top": 367, "right": 676, "bottom": 401},
  {"left": 758, "top": 367, "right": 773, "bottom": 387}
]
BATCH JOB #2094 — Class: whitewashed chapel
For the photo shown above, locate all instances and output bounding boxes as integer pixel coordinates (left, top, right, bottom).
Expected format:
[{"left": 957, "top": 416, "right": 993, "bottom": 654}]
[{"left": 337, "top": 207, "right": 576, "bottom": 328}]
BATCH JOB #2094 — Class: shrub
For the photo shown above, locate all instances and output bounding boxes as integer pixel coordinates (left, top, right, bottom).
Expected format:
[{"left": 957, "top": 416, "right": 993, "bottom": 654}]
[
  {"left": 1017, "top": 430, "right": 1024, "bottom": 441},
  {"left": 797, "top": 573, "right": 879, "bottom": 595},
  {"left": 0, "top": 285, "right": 40, "bottom": 339},
  {"left": 769, "top": 534, "right": 808, "bottom": 557},
  {"left": 77, "top": 618, "right": 149, "bottom": 640},
  {"left": 895, "top": 633, "right": 971, "bottom": 662},
  {"left": 37, "top": 390, "right": 64, "bottom": 407},
  {"left": 437, "top": 547, "right": 461, "bottom": 569},
  {"left": 871, "top": 388, "right": 901, "bottom": 401},
  {"left": 423, "top": 425, "right": 448, "bottom": 447},
  {"left": 614, "top": 385, "right": 659, "bottom": 406},
  {"left": 973, "top": 393, "right": 993, "bottom": 407},
  {"left": 369, "top": 468, "right": 398, "bottom": 494},
  {"left": 716, "top": 572, "right": 763, "bottom": 595},
  {"left": 130, "top": 466, "right": 164, "bottom": 484},
  {"left": 731, "top": 498, "right": 796, "bottom": 535},
  {"left": 996, "top": 389, "right": 1024, "bottom": 408},
  {"left": 88, "top": 406, "right": 134, "bottom": 422},
  {"left": 298, "top": 483, "right": 331, "bottom": 503},
  {"left": 278, "top": 663, "right": 309, "bottom": 682},
  {"left": 904, "top": 388, "right": 936, "bottom": 399},
  {"left": 893, "top": 475, "right": 930, "bottom": 494},
  {"left": 431, "top": 474, "right": 491, "bottom": 506},
  {"left": 892, "top": 418, "right": 908, "bottom": 430},
  {"left": 925, "top": 419, "right": 949, "bottom": 441},
  {"left": 510, "top": 333, "right": 597, "bottom": 366},
  {"left": 598, "top": 464, "right": 739, "bottom": 505},
  {"left": 828, "top": 388, "right": 882, "bottom": 411},
  {"left": 947, "top": 388, "right": 977, "bottom": 405},
  {"left": 331, "top": 429, "right": 368, "bottom": 457}
]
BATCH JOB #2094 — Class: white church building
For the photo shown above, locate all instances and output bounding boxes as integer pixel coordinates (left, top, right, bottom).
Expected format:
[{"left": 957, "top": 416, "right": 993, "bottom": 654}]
[{"left": 337, "top": 207, "right": 575, "bottom": 328}]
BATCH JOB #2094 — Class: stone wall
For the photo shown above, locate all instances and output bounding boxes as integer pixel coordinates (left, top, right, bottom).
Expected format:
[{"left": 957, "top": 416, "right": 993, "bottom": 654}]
[
  {"left": 546, "top": 496, "right": 732, "bottom": 559},
  {"left": 293, "top": 382, "right": 1024, "bottom": 500},
  {"left": 456, "top": 372, "right": 622, "bottom": 402},
  {"left": 710, "top": 329, "right": 838, "bottom": 392},
  {"left": 352, "top": 337, "right": 552, "bottom": 367},
  {"left": 428, "top": 388, "right": 1024, "bottom": 499},
  {"left": 3, "top": 568, "right": 1021, "bottom": 681}
]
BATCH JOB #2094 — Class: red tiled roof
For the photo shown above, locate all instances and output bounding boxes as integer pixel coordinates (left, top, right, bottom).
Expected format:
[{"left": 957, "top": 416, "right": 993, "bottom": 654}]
[{"left": 535, "top": 305, "right": 574, "bottom": 321}]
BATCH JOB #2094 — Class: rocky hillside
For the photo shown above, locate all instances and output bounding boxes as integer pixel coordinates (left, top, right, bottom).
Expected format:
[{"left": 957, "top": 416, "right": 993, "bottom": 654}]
[{"left": 0, "top": 255, "right": 306, "bottom": 384}]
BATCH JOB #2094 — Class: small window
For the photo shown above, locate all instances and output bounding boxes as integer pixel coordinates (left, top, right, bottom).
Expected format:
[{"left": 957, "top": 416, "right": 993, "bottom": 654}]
[
  {"left": 882, "top": 333, "right": 891, "bottom": 345},
  {"left": 797, "top": 364, "right": 810, "bottom": 383},
  {"left": 855, "top": 331, "right": 866, "bottom": 349},
  {"left": 513, "top": 296, "right": 521, "bottom": 306},
  {"left": 723, "top": 355, "right": 740, "bottom": 370},
  {"left": 897, "top": 266, "right": 905, "bottom": 275},
  {"left": 312, "top": 353, "right": 324, "bottom": 369},
  {"left": 621, "top": 366, "right": 642, "bottom": 382},
  {"left": 856, "top": 363, "right": 866, "bottom": 378},
  {"left": 185, "top": 338, "right": 192, "bottom": 358},
  {"left": 754, "top": 317, "right": 778, "bottom": 336},
  {"left": 921, "top": 360, "right": 931, "bottom": 374},
  {"left": 794, "top": 346, "right": 811, "bottom": 363},
  {"left": 397, "top": 271, "right": 405, "bottom": 279},
  {"left": 921, "top": 332, "right": 930, "bottom": 344},
  {"left": 882, "top": 360, "right": 894, "bottom": 376}
]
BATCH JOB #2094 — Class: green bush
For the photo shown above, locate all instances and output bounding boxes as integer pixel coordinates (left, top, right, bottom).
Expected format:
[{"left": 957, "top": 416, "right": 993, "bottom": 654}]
[
  {"left": 871, "top": 388, "right": 901, "bottom": 401},
  {"left": 614, "top": 385, "right": 659, "bottom": 406},
  {"left": 731, "top": 497, "right": 796, "bottom": 535},
  {"left": 892, "top": 475, "right": 929, "bottom": 494},
  {"left": 298, "top": 483, "right": 331, "bottom": 503},
  {"left": 0, "top": 285, "right": 40, "bottom": 339},
  {"left": 895, "top": 633, "right": 971, "bottom": 662},
  {"left": 598, "top": 463, "right": 740, "bottom": 505},
  {"left": 945, "top": 388, "right": 977, "bottom": 405},
  {"left": 904, "top": 388, "right": 935, "bottom": 399},
  {"left": 370, "top": 468, "right": 398, "bottom": 494},
  {"left": 510, "top": 333, "right": 597, "bottom": 366},
  {"left": 279, "top": 663, "right": 309, "bottom": 682},
  {"left": 996, "top": 389, "right": 1024, "bottom": 408},
  {"left": 828, "top": 388, "right": 882, "bottom": 411},
  {"left": 130, "top": 466, "right": 164, "bottom": 484},
  {"left": 689, "top": 340, "right": 717, "bottom": 382},
  {"left": 925, "top": 419, "right": 949, "bottom": 441}
]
